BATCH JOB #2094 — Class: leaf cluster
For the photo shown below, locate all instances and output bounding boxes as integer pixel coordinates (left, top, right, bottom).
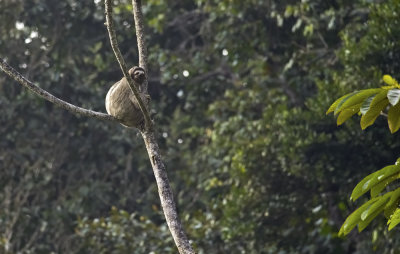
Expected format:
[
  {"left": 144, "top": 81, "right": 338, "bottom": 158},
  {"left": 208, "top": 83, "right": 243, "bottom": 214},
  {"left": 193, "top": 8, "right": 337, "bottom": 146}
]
[
  {"left": 327, "top": 75, "right": 400, "bottom": 133},
  {"left": 339, "top": 159, "right": 400, "bottom": 236}
]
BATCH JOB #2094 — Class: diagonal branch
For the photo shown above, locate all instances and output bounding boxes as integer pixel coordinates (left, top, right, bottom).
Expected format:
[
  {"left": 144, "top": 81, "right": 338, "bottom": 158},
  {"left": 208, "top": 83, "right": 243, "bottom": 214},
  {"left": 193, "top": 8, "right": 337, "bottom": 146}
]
[
  {"left": 131, "top": 1, "right": 195, "bottom": 253},
  {"left": 132, "top": 0, "right": 149, "bottom": 93},
  {"left": 141, "top": 131, "right": 195, "bottom": 254},
  {"left": 104, "top": 0, "right": 152, "bottom": 130},
  {"left": 0, "top": 57, "right": 115, "bottom": 122}
]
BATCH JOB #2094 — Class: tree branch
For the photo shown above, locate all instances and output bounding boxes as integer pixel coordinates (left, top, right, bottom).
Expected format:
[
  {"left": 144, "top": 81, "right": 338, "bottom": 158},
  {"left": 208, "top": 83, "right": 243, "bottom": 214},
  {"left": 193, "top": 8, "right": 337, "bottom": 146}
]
[
  {"left": 130, "top": 1, "right": 195, "bottom": 253},
  {"left": 0, "top": 57, "right": 115, "bottom": 122},
  {"left": 141, "top": 131, "right": 195, "bottom": 254},
  {"left": 104, "top": 0, "right": 152, "bottom": 130},
  {"left": 132, "top": 0, "right": 149, "bottom": 93},
  {"left": 1, "top": 1, "right": 195, "bottom": 252}
]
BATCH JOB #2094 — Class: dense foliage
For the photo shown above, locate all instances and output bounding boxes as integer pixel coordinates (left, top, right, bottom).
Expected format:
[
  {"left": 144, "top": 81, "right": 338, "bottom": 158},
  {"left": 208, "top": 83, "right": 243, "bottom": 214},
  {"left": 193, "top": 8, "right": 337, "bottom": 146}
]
[{"left": 1, "top": 0, "right": 400, "bottom": 253}]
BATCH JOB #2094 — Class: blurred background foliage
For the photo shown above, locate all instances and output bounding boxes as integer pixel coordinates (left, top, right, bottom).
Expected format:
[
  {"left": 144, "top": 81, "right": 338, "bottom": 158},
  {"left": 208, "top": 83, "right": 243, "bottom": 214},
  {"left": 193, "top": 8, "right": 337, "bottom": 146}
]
[{"left": 1, "top": 0, "right": 400, "bottom": 253}]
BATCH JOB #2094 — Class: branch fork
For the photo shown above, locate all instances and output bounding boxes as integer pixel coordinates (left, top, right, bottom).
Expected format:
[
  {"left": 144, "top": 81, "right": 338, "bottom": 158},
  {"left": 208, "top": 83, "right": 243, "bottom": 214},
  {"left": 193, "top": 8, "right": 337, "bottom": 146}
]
[{"left": 0, "top": 0, "right": 195, "bottom": 253}]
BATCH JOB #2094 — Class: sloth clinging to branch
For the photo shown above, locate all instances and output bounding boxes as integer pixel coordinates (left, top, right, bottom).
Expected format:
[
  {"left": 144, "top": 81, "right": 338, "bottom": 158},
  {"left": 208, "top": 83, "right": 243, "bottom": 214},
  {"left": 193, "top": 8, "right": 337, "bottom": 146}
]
[{"left": 105, "top": 66, "right": 149, "bottom": 128}]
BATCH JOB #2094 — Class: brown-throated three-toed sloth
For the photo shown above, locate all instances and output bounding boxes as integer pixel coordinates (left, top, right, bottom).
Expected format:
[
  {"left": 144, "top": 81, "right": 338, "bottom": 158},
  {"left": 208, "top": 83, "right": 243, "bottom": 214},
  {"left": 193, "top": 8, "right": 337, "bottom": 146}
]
[{"left": 105, "top": 66, "right": 149, "bottom": 128}]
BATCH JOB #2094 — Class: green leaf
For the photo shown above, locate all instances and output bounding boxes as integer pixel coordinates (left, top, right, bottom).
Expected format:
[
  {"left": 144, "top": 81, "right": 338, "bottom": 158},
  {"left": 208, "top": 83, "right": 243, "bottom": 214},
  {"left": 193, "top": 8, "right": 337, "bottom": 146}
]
[
  {"left": 360, "top": 192, "right": 391, "bottom": 221},
  {"left": 338, "top": 89, "right": 381, "bottom": 113},
  {"left": 360, "top": 95, "right": 375, "bottom": 115},
  {"left": 351, "top": 174, "right": 374, "bottom": 201},
  {"left": 387, "top": 89, "right": 400, "bottom": 106},
  {"left": 337, "top": 103, "right": 362, "bottom": 125},
  {"left": 384, "top": 188, "right": 400, "bottom": 218},
  {"left": 326, "top": 92, "right": 357, "bottom": 115},
  {"left": 388, "top": 102, "right": 400, "bottom": 133},
  {"left": 384, "top": 203, "right": 398, "bottom": 219},
  {"left": 339, "top": 197, "right": 379, "bottom": 237},
  {"left": 388, "top": 208, "right": 400, "bottom": 231},
  {"left": 360, "top": 90, "right": 388, "bottom": 115},
  {"left": 357, "top": 192, "right": 392, "bottom": 232},
  {"left": 370, "top": 174, "right": 398, "bottom": 198},
  {"left": 358, "top": 205, "right": 384, "bottom": 232},
  {"left": 351, "top": 164, "right": 400, "bottom": 201},
  {"left": 383, "top": 75, "right": 398, "bottom": 86},
  {"left": 360, "top": 98, "right": 389, "bottom": 130},
  {"left": 386, "top": 188, "right": 400, "bottom": 209}
]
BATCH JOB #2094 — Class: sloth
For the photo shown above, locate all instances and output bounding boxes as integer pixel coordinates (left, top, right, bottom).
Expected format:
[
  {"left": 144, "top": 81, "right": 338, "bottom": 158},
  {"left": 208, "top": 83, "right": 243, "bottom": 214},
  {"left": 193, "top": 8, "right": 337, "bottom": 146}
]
[{"left": 105, "top": 66, "right": 149, "bottom": 128}]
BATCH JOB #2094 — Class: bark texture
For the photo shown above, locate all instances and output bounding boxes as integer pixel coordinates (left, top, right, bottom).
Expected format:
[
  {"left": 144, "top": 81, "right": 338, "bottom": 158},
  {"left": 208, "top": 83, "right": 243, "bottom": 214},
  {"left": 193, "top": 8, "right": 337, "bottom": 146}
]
[{"left": 142, "top": 131, "right": 195, "bottom": 254}]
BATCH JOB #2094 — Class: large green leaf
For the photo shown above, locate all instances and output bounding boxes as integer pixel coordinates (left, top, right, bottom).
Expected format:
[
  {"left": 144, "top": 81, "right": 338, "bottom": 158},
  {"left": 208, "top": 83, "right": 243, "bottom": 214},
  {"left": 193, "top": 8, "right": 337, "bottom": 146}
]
[
  {"left": 358, "top": 192, "right": 391, "bottom": 232},
  {"left": 326, "top": 92, "right": 357, "bottom": 115},
  {"left": 387, "top": 89, "right": 400, "bottom": 106},
  {"left": 337, "top": 103, "right": 362, "bottom": 125},
  {"left": 388, "top": 208, "right": 400, "bottom": 231},
  {"left": 339, "top": 197, "right": 379, "bottom": 237},
  {"left": 360, "top": 95, "right": 375, "bottom": 115},
  {"left": 342, "top": 188, "right": 400, "bottom": 235},
  {"left": 360, "top": 90, "right": 388, "bottom": 115},
  {"left": 383, "top": 74, "right": 398, "bottom": 86},
  {"left": 385, "top": 187, "right": 400, "bottom": 209},
  {"left": 360, "top": 98, "right": 389, "bottom": 130},
  {"left": 358, "top": 205, "right": 384, "bottom": 232},
  {"left": 384, "top": 188, "right": 400, "bottom": 219},
  {"left": 360, "top": 192, "right": 391, "bottom": 221},
  {"left": 351, "top": 173, "right": 374, "bottom": 201},
  {"left": 351, "top": 164, "right": 400, "bottom": 201},
  {"left": 336, "top": 89, "right": 381, "bottom": 114},
  {"left": 370, "top": 174, "right": 398, "bottom": 198},
  {"left": 388, "top": 102, "right": 400, "bottom": 133}
]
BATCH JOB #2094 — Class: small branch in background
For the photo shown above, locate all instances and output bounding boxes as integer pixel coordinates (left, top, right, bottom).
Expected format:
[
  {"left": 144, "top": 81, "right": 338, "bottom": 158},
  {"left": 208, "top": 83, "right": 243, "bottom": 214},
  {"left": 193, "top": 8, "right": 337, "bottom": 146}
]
[
  {"left": 104, "top": 0, "right": 152, "bottom": 130},
  {"left": 132, "top": 0, "right": 149, "bottom": 94},
  {"left": 0, "top": 57, "right": 115, "bottom": 122}
]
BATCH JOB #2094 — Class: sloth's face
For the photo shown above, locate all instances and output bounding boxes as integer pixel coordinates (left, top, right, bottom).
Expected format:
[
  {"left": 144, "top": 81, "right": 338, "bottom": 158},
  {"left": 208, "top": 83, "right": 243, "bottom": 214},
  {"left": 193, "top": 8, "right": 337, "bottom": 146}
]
[
  {"left": 129, "top": 67, "right": 145, "bottom": 84},
  {"left": 134, "top": 70, "right": 145, "bottom": 81}
]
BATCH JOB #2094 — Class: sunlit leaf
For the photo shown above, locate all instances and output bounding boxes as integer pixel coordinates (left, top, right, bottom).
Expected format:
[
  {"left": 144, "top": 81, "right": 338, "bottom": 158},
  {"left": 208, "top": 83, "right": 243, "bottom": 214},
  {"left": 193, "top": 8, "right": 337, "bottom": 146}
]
[
  {"left": 388, "top": 102, "right": 400, "bottom": 133},
  {"left": 384, "top": 188, "right": 400, "bottom": 218},
  {"left": 370, "top": 174, "right": 398, "bottom": 198},
  {"left": 388, "top": 208, "right": 400, "bottom": 231},
  {"left": 358, "top": 206, "right": 384, "bottom": 232},
  {"left": 336, "top": 89, "right": 381, "bottom": 115},
  {"left": 326, "top": 92, "right": 357, "bottom": 115},
  {"left": 337, "top": 103, "right": 362, "bottom": 125},
  {"left": 383, "top": 75, "right": 398, "bottom": 86},
  {"left": 351, "top": 173, "right": 374, "bottom": 201},
  {"left": 360, "top": 192, "right": 391, "bottom": 221},
  {"left": 359, "top": 192, "right": 392, "bottom": 232},
  {"left": 360, "top": 95, "right": 375, "bottom": 115},
  {"left": 339, "top": 197, "right": 379, "bottom": 237},
  {"left": 387, "top": 89, "right": 400, "bottom": 106},
  {"left": 360, "top": 98, "right": 389, "bottom": 130},
  {"left": 360, "top": 90, "right": 387, "bottom": 115},
  {"left": 351, "top": 164, "right": 400, "bottom": 201}
]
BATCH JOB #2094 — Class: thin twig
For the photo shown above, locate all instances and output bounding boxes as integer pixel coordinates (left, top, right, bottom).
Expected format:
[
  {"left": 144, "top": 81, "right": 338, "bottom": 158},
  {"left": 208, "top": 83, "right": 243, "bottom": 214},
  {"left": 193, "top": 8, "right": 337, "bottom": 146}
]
[
  {"left": 104, "top": 0, "right": 152, "bottom": 130},
  {"left": 132, "top": 0, "right": 149, "bottom": 93},
  {"left": 0, "top": 58, "right": 115, "bottom": 122}
]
